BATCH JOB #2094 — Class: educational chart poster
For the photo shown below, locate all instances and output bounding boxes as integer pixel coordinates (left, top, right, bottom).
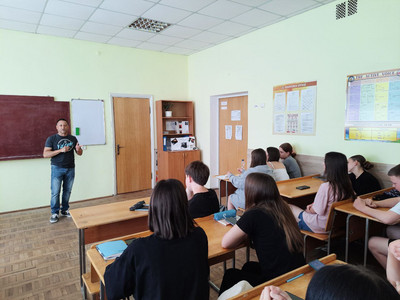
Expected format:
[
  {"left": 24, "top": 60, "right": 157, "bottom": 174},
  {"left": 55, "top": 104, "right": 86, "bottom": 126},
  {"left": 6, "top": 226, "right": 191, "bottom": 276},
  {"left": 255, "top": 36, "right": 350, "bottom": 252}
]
[
  {"left": 345, "top": 69, "right": 400, "bottom": 143},
  {"left": 273, "top": 81, "right": 317, "bottom": 135}
]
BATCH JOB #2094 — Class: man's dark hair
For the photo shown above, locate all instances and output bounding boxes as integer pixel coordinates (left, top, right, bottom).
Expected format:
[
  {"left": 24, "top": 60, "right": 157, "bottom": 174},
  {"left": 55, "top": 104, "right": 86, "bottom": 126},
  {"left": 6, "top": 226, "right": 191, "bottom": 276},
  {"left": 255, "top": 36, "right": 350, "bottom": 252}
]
[
  {"left": 56, "top": 118, "right": 68, "bottom": 125},
  {"left": 388, "top": 164, "right": 400, "bottom": 177},
  {"left": 149, "top": 179, "right": 195, "bottom": 240},
  {"left": 185, "top": 161, "right": 210, "bottom": 186}
]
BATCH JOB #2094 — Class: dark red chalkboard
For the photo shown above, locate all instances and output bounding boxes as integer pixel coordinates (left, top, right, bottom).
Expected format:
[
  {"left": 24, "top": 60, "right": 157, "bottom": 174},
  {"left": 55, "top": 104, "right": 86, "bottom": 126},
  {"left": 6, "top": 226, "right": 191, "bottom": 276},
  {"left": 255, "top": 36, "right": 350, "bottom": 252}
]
[{"left": 0, "top": 95, "right": 70, "bottom": 161}]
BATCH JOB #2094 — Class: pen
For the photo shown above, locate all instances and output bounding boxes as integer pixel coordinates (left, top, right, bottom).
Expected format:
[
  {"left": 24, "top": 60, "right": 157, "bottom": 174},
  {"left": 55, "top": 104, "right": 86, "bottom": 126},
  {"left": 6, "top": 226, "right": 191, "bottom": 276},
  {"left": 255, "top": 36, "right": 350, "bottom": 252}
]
[{"left": 286, "top": 273, "right": 304, "bottom": 283}]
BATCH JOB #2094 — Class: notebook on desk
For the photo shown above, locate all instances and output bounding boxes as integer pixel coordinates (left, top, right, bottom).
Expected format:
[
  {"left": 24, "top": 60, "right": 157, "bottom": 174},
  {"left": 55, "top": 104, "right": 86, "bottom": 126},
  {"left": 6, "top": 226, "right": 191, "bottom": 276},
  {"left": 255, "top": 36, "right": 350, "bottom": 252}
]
[{"left": 96, "top": 240, "right": 127, "bottom": 260}]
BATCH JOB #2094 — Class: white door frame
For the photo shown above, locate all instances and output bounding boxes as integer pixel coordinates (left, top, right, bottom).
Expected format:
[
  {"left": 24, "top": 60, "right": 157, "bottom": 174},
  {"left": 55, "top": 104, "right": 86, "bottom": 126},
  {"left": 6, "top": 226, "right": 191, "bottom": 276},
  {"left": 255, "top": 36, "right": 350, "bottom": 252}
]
[
  {"left": 209, "top": 91, "right": 248, "bottom": 189},
  {"left": 110, "top": 93, "right": 155, "bottom": 195}
]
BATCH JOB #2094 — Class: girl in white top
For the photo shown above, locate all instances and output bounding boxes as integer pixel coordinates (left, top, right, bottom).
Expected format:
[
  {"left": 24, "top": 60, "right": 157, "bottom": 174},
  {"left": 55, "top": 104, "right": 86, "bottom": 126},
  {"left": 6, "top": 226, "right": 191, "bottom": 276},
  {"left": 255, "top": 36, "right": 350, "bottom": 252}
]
[{"left": 266, "top": 147, "right": 289, "bottom": 181}]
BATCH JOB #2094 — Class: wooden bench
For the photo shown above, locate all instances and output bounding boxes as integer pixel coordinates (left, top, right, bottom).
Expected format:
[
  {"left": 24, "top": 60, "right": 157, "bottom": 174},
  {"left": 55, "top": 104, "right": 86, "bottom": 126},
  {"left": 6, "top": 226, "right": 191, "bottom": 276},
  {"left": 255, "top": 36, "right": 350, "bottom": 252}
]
[{"left": 301, "top": 198, "right": 352, "bottom": 260}]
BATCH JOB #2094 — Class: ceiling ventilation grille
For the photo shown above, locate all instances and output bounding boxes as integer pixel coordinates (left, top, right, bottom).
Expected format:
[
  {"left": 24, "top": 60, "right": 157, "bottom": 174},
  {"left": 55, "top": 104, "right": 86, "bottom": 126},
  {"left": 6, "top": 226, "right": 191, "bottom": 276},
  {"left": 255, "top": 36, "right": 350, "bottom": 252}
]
[
  {"left": 336, "top": 0, "right": 358, "bottom": 20},
  {"left": 348, "top": 0, "right": 358, "bottom": 16},
  {"left": 128, "top": 18, "right": 171, "bottom": 33},
  {"left": 336, "top": 2, "right": 346, "bottom": 20}
]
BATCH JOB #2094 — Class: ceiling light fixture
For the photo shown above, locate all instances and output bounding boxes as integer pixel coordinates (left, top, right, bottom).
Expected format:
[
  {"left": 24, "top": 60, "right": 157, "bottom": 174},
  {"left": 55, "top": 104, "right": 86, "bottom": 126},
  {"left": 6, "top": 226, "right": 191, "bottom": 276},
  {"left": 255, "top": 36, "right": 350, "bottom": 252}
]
[{"left": 128, "top": 17, "right": 171, "bottom": 33}]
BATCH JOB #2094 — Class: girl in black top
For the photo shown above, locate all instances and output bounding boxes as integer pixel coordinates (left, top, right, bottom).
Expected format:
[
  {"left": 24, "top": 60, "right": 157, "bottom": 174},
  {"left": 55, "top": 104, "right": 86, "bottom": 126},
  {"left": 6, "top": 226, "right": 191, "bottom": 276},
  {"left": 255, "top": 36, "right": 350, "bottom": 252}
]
[
  {"left": 348, "top": 155, "right": 381, "bottom": 196},
  {"left": 104, "top": 179, "right": 209, "bottom": 300},
  {"left": 219, "top": 173, "right": 305, "bottom": 294}
]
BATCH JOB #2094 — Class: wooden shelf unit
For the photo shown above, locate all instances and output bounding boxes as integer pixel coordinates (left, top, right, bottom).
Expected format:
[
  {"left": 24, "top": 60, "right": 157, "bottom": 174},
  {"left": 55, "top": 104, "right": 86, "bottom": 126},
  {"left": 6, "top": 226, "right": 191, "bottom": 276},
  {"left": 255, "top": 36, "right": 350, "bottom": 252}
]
[{"left": 156, "top": 100, "right": 200, "bottom": 183}]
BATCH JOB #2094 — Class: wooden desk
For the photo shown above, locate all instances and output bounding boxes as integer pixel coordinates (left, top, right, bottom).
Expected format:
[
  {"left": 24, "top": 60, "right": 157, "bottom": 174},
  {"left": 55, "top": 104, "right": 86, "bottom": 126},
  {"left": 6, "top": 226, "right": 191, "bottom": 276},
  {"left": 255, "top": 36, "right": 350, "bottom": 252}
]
[
  {"left": 217, "top": 174, "right": 323, "bottom": 208},
  {"left": 276, "top": 174, "right": 323, "bottom": 199},
  {"left": 334, "top": 187, "right": 392, "bottom": 265},
  {"left": 70, "top": 197, "right": 150, "bottom": 294},
  {"left": 87, "top": 215, "right": 244, "bottom": 300},
  {"left": 230, "top": 254, "right": 343, "bottom": 300}
]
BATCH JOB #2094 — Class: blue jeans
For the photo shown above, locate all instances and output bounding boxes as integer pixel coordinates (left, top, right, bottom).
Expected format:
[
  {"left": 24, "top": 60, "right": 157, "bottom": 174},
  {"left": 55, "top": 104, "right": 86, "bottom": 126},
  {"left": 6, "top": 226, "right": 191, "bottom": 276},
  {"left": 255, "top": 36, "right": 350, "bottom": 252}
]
[
  {"left": 51, "top": 165, "right": 75, "bottom": 214},
  {"left": 298, "top": 211, "right": 313, "bottom": 232}
]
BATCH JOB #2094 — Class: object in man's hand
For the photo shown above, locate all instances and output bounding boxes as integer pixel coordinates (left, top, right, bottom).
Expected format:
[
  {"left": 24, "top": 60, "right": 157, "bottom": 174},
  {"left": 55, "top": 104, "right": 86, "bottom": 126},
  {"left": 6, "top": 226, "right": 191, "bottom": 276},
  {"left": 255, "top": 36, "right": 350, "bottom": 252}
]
[{"left": 129, "top": 200, "right": 145, "bottom": 211}]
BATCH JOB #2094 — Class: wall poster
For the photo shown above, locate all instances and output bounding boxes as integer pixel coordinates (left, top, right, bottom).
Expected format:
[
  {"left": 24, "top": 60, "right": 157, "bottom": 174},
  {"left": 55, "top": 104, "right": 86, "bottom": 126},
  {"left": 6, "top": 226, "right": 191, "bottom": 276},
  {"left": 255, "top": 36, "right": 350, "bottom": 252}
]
[
  {"left": 273, "top": 81, "right": 317, "bottom": 135},
  {"left": 345, "top": 69, "right": 400, "bottom": 143}
]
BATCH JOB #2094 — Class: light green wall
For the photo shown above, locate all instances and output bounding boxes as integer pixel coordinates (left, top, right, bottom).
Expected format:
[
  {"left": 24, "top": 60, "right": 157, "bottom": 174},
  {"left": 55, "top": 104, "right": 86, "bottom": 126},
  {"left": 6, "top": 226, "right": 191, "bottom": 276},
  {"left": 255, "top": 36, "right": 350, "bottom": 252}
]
[
  {"left": 188, "top": 0, "right": 400, "bottom": 167},
  {"left": 0, "top": 29, "right": 188, "bottom": 212}
]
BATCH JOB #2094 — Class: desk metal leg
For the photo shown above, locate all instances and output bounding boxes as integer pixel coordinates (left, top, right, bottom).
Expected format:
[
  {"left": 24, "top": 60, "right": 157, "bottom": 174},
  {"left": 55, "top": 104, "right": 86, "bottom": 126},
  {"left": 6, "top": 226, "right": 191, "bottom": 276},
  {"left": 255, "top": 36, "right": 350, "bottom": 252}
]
[
  {"left": 218, "top": 180, "right": 222, "bottom": 206},
  {"left": 232, "top": 252, "right": 235, "bottom": 268},
  {"left": 345, "top": 214, "right": 352, "bottom": 262},
  {"left": 79, "top": 229, "right": 87, "bottom": 299},
  {"left": 100, "top": 281, "right": 105, "bottom": 300},
  {"left": 246, "top": 246, "right": 250, "bottom": 262},
  {"left": 364, "top": 219, "right": 370, "bottom": 266},
  {"left": 209, "top": 280, "right": 220, "bottom": 293}
]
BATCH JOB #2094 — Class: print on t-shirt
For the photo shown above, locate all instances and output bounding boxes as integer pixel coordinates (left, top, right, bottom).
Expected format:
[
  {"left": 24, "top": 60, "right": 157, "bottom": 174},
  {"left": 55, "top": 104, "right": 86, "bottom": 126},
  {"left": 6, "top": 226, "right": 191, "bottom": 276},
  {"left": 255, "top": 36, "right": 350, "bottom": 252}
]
[{"left": 57, "top": 139, "right": 74, "bottom": 151}]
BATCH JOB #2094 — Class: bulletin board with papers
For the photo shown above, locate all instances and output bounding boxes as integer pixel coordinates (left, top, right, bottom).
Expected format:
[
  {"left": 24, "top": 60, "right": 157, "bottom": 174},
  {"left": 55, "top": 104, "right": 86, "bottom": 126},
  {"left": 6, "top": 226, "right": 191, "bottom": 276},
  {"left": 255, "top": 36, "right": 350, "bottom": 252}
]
[
  {"left": 273, "top": 81, "right": 317, "bottom": 135},
  {"left": 345, "top": 69, "right": 400, "bottom": 143}
]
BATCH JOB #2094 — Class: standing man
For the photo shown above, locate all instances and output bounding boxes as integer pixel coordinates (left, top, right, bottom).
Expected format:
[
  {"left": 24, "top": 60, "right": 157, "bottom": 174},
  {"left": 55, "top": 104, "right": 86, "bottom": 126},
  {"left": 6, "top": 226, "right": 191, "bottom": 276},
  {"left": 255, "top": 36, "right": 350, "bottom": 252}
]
[{"left": 43, "top": 118, "right": 83, "bottom": 223}]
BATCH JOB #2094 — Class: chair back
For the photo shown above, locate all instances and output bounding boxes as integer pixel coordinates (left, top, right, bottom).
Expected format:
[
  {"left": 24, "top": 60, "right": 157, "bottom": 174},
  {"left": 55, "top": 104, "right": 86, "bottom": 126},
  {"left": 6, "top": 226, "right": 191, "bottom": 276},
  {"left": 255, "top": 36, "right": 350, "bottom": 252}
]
[{"left": 324, "top": 198, "right": 352, "bottom": 232}]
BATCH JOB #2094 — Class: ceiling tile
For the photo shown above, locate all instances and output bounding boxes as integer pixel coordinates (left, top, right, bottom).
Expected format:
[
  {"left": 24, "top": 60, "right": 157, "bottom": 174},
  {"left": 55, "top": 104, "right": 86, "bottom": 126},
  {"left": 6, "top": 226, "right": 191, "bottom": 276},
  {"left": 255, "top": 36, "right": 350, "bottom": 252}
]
[
  {"left": 100, "top": 0, "right": 154, "bottom": 16},
  {"left": 116, "top": 27, "right": 155, "bottom": 41},
  {"left": 232, "top": 8, "right": 281, "bottom": 27},
  {"left": 40, "top": 14, "right": 85, "bottom": 30},
  {"left": 45, "top": 0, "right": 96, "bottom": 20},
  {"left": 174, "top": 39, "right": 211, "bottom": 50},
  {"left": 75, "top": 31, "right": 111, "bottom": 43},
  {"left": 89, "top": 9, "right": 136, "bottom": 27},
  {"left": 136, "top": 41, "right": 168, "bottom": 51},
  {"left": 0, "top": 0, "right": 46, "bottom": 12},
  {"left": 231, "top": 0, "right": 272, "bottom": 6},
  {"left": 80, "top": 21, "right": 122, "bottom": 35},
  {"left": 163, "top": 46, "right": 195, "bottom": 55},
  {"left": 107, "top": 36, "right": 142, "bottom": 47},
  {"left": 159, "top": 0, "right": 215, "bottom": 12},
  {"left": 190, "top": 30, "right": 229, "bottom": 43},
  {"left": 0, "top": 18, "right": 37, "bottom": 32},
  {"left": 61, "top": 0, "right": 103, "bottom": 7},
  {"left": 37, "top": 25, "right": 76, "bottom": 37},
  {"left": 142, "top": 4, "right": 192, "bottom": 24},
  {"left": 259, "top": 0, "right": 318, "bottom": 16},
  {"left": 208, "top": 20, "right": 252, "bottom": 36},
  {"left": 198, "top": 0, "right": 251, "bottom": 20},
  {"left": 146, "top": 34, "right": 183, "bottom": 46},
  {"left": 160, "top": 25, "right": 201, "bottom": 38},
  {"left": 178, "top": 13, "right": 223, "bottom": 30},
  {"left": 0, "top": 6, "right": 41, "bottom": 23}
]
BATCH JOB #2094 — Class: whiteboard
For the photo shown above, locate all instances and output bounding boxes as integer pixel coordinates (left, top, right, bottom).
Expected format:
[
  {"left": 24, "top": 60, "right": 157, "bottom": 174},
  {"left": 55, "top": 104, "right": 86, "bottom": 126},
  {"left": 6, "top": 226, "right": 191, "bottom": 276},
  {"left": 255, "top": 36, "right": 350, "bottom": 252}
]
[{"left": 71, "top": 99, "right": 106, "bottom": 145}]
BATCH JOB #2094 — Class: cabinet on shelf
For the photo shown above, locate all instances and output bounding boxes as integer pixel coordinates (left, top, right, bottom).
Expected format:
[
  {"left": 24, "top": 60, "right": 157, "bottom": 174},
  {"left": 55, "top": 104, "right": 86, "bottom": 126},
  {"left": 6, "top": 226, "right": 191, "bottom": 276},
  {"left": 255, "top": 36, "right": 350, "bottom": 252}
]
[{"left": 156, "top": 100, "right": 200, "bottom": 184}]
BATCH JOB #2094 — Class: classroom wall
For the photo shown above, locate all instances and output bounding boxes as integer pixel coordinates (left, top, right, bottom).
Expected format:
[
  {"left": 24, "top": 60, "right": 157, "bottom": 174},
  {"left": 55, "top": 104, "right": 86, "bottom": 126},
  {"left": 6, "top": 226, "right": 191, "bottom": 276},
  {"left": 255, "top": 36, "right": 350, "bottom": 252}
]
[
  {"left": 0, "top": 29, "right": 188, "bottom": 212},
  {"left": 188, "top": 0, "right": 400, "bottom": 170}
]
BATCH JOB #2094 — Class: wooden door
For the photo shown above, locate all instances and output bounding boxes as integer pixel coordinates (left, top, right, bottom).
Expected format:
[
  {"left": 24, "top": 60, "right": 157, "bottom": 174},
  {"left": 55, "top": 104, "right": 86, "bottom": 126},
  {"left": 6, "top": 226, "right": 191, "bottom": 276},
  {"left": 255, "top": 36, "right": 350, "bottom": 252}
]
[
  {"left": 114, "top": 97, "right": 152, "bottom": 193},
  {"left": 219, "top": 96, "right": 248, "bottom": 175}
]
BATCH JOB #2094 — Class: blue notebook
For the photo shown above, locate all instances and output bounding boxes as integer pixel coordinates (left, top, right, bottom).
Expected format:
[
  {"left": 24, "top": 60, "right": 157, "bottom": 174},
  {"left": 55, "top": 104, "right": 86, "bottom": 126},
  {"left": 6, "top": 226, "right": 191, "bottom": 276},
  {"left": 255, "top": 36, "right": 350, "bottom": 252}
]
[{"left": 96, "top": 240, "right": 127, "bottom": 260}]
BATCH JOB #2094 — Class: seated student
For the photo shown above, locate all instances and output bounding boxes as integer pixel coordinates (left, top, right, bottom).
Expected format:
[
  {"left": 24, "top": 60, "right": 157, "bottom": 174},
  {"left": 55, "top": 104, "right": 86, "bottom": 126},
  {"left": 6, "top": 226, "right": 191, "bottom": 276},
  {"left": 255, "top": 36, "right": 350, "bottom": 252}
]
[
  {"left": 387, "top": 239, "right": 400, "bottom": 293},
  {"left": 185, "top": 160, "right": 219, "bottom": 219},
  {"left": 219, "top": 173, "right": 305, "bottom": 295},
  {"left": 260, "top": 264, "right": 400, "bottom": 300},
  {"left": 353, "top": 164, "right": 400, "bottom": 268},
  {"left": 290, "top": 152, "right": 354, "bottom": 233},
  {"left": 266, "top": 147, "right": 290, "bottom": 181},
  {"left": 348, "top": 154, "right": 381, "bottom": 195},
  {"left": 226, "top": 148, "right": 275, "bottom": 210},
  {"left": 279, "top": 143, "right": 302, "bottom": 178},
  {"left": 104, "top": 179, "right": 209, "bottom": 300}
]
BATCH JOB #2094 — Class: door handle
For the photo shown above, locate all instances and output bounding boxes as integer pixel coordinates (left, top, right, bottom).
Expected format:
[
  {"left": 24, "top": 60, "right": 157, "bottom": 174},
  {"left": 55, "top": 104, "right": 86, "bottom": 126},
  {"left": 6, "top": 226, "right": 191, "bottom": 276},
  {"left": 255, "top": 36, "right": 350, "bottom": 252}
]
[{"left": 117, "top": 144, "right": 124, "bottom": 155}]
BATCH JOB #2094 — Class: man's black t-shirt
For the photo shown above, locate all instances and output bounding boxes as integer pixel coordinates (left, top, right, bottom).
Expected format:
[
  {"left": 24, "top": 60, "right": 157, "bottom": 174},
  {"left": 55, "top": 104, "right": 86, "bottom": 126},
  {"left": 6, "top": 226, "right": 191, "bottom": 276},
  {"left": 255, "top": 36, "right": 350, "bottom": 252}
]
[
  {"left": 188, "top": 189, "right": 220, "bottom": 219},
  {"left": 45, "top": 134, "right": 78, "bottom": 168}
]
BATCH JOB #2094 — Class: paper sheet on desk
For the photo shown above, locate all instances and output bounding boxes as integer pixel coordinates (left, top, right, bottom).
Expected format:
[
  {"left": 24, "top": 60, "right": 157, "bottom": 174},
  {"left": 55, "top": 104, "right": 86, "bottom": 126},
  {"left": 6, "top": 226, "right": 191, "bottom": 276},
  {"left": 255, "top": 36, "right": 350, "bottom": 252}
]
[{"left": 216, "top": 175, "right": 229, "bottom": 180}]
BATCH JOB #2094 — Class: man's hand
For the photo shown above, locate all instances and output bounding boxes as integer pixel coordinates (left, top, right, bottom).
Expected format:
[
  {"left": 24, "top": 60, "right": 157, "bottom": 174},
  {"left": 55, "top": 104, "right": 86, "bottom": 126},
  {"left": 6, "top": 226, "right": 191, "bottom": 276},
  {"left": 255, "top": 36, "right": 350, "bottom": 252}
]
[
  {"left": 365, "top": 197, "right": 377, "bottom": 208},
  {"left": 353, "top": 197, "right": 367, "bottom": 210},
  {"left": 75, "top": 143, "right": 81, "bottom": 152},
  {"left": 61, "top": 146, "right": 70, "bottom": 153}
]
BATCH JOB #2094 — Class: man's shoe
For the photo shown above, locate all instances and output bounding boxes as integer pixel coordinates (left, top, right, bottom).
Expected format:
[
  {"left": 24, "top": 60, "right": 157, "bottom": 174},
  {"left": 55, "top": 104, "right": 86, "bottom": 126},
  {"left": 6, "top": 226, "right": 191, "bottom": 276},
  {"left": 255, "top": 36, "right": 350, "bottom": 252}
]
[
  {"left": 50, "top": 214, "right": 59, "bottom": 223},
  {"left": 60, "top": 210, "right": 71, "bottom": 217}
]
